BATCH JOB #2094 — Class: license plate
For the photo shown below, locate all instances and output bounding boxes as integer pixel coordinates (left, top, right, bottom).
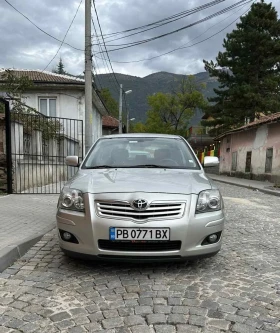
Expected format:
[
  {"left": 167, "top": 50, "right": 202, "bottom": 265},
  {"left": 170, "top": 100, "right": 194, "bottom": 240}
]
[{"left": 109, "top": 227, "right": 170, "bottom": 241}]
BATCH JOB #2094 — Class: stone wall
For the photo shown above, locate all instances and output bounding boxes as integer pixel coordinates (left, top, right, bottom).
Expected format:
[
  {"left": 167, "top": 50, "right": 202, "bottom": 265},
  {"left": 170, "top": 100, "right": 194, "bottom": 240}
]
[{"left": 0, "top": 115, "right": 7, "bottom": 192}]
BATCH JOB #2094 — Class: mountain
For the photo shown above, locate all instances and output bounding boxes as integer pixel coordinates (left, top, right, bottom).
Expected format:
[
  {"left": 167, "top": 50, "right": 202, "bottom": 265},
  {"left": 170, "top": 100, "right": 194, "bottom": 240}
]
[{"left": 94, "top": 71, "right": 219, "bottom": 125}]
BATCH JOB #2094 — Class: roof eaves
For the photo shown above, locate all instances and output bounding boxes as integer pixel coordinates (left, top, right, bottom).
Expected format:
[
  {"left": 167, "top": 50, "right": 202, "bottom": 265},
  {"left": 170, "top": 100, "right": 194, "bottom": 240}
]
[
  {"left": 214, "top": 114, "right": 280, "bottom": 140},
  {"left": 0, "top": 69, "right": 85, "bottom": 84},
  {"left": 33, "top": 81, "right": 84, "bottom": 86}
]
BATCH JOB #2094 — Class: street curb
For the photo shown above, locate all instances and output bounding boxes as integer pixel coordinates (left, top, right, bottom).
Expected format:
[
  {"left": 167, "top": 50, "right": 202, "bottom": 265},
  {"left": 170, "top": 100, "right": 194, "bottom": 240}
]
[
  {"left": 0, "top": 231, "right": 49, "bottom": 273},
  {"left": 209, "top": 177, "right": 280, "bottom": 197}
]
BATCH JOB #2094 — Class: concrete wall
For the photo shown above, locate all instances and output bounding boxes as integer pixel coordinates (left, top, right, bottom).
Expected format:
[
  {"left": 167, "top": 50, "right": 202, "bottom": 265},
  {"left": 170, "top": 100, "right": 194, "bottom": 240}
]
[
  {"left": 14, "top": 160, "right": 68, "bottom": 193},
  {"left": 219, "top": 122, "right": 280, "bottom": 182}
]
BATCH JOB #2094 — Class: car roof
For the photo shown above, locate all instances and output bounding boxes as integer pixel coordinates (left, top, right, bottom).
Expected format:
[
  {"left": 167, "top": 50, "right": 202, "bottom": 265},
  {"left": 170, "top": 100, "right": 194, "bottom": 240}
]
[{"left": 101, "top": 133, "right": 182, "bottom": 139}]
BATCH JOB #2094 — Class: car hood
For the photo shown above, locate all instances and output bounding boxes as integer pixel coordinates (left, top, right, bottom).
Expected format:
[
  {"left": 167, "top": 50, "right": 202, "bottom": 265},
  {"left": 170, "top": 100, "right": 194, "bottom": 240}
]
[{"left": 66, "top": 168, "right": 213, "bottom": 195}]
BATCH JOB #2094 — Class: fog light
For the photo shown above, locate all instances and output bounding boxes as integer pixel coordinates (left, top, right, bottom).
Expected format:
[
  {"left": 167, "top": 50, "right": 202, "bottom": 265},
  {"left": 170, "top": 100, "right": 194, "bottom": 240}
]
[
  {"left": 59, "top": 229, "right": 79, "bottom": 244},
  {"left": 208, "top": 234, "right": 218, "bottom": 243},
  {"left": 63, "top": 232, "right": 72, "bottom": 241}
]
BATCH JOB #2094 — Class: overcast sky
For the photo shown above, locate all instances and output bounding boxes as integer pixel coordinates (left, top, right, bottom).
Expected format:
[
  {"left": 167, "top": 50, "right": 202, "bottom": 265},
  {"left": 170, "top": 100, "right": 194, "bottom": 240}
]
[{"left": 0, "top": 0, "right": 279, "bottom": 78}]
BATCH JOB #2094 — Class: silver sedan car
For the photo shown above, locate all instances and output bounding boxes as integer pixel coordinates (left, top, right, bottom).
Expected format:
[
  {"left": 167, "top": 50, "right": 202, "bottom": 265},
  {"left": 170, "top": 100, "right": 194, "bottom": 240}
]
[{"left": 57, "top": 134, "right": 225, "bottom": 262}]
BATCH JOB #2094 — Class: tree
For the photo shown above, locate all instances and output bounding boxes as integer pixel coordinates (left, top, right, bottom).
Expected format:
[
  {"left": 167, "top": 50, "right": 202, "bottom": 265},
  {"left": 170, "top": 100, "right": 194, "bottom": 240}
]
[
  {"left": 134, "top": 76, "right": 207, "bottom": 136},
  {"left": 53, "top": 58, "right": 67, "bottom": 75},
  {"left": 99, "top": 88, "right": 118, "bottom": 118},
  {"left": 203, "top": 1, "right": 280, "bottom": 135},
  {"left": 0, "top": 69, "right": 34, "bottom": 113}
]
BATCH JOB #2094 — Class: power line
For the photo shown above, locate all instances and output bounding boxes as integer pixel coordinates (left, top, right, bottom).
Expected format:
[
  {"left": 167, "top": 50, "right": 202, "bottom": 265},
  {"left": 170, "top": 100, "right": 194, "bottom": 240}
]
[
  {"left": 91, "top": 12, "right": 120, "bottom": 94},
  {"left": 94, "top": 0, "right": 251, "bottom": 53},
  {"left": 4, "top": 0, "right": 84, "bottom": 52},
  {"left": 95, "top": 0, "right": 225, "bottom": 39},
  {"left": 98, "top": 0, "right": 226, "bottom": 43},
  {"left": 92, "top": 0, "right": 121, "bottom": 94},
  {"left": 94, "top": 0, "right": 253, "bottom": 64},
  {"left": 92, "top": 68, "right": 103, "bottom": 90},
  {"left": 42, "top": 0, "right": 83, "bottom": 72},
  {"left": 91, "top": 16, "right": 105, "bottom": 90}
]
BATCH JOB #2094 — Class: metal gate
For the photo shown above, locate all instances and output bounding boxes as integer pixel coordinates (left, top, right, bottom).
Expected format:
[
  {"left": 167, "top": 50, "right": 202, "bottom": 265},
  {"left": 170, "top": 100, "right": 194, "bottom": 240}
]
[
  {"left": 9, "top": 111, "right": 83, "bottom": 194},
  {"left": 0, "top": 98, "right": 12, "bottom": 194}
]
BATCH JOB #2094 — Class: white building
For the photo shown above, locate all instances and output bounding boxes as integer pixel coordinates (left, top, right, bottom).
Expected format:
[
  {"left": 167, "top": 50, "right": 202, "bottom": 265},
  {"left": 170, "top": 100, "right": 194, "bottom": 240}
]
[
  {"left": 0, "top": 69, "right": 109, "bottom": 193},
  {"left": 0, "top": 69, "right": 108, "bottom": 148}
]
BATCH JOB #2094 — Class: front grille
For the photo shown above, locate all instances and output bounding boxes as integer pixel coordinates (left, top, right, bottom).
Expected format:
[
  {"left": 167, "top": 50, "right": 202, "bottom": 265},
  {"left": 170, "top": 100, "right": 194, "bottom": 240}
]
[
  {"left": 98, "top": 240, "right": 182, "bottom": 252},
  {"left": 96, "top": 201, "right": 185, "bottom": 221}
]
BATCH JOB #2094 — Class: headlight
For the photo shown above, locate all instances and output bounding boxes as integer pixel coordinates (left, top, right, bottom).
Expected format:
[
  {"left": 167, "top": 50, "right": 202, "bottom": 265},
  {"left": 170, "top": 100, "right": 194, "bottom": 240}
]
[
  {"left": 58, "top": 188, "right": 85, "bottom": 212},
  {"left": 196, "top": 190, "right": 222, "bottom": 214}
]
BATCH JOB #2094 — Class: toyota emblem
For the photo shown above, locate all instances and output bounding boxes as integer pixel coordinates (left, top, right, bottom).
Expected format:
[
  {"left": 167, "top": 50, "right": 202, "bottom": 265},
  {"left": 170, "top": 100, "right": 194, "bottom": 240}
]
[{"left": 132, "top": 199, "right": 148, "bottom": 211}]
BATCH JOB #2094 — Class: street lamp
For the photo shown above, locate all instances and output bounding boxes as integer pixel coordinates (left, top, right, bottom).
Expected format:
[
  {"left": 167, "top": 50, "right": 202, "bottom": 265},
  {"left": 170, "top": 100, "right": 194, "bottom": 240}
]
[{"left": 118, "top": 84, "right": 132, "bottom": 134}]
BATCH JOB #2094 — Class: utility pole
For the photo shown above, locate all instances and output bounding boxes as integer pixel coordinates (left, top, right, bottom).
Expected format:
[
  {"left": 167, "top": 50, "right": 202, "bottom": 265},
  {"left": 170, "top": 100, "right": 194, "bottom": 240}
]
[
  {"left": 118, "top": 84, "right": 123, "bottom": 134},
  {"left": 85, "top": 0, "right": 93, "bottom": 153}
]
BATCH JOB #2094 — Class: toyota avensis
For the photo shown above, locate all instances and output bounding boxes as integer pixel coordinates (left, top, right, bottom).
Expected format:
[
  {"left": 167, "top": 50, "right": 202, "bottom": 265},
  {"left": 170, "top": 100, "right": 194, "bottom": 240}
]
[{"left": 57, "top": 134, "right": 225, "bottom": 262}]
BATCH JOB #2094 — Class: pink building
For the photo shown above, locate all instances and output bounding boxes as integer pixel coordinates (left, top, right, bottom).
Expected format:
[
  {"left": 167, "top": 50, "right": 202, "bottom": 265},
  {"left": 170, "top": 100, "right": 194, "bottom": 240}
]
[{"left": 216, "top": 113, "right": 280, "bottom": 183}]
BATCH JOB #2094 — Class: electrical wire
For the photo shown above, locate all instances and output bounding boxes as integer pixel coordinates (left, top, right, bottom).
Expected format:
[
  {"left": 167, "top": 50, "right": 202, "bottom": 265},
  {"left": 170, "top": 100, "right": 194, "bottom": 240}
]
[
  {"left": 93, "top": 0, "right": 131, "bottom": 124},
  {"left": 90, "top": 17, "right": 105, "bottom": 90},
  {"left": 94, "top": 0, "right": 253, "bottom": 64},
  {"left": 97, "top": 0, "right": 226, "bottom": 43},
  {"left": 92, "top": 67, "right": 103, "bottom": 90},
  {"left": 42, "top": 0, "right": 83, "bottom": 72},
  {"left": 4, "top": 0, "right": 84, "bottom": 52},
  {"left": 95, "top": 0, "right": 225, "bottom": 39},
  {"left": 92, "top": 0, "right": 121, "bottom": 95},
  {"left": 94, "top": 0, "right": 251, "bottom": 53},
  {"left": 91, "top": 12, "right": 120, "bottom": 94}
]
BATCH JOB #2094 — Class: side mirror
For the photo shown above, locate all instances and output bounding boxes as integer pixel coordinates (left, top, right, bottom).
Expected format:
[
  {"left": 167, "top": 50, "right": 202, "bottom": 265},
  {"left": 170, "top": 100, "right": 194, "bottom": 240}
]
[
  {"left": 65, "top": 156, "right": 79, "bottom": 167},
  {"left": 203, "top": 156, "right": 219, "bottom": 168}
]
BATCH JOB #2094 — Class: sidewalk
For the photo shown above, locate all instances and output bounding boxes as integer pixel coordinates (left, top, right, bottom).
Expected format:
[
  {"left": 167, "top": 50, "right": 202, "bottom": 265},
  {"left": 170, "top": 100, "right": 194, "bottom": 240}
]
[
  {"left": 0, "top": 194, "right": 57, "bottom": 272},
  {"left": 207, "top": 173, "right": 280, "bottom": 197}
]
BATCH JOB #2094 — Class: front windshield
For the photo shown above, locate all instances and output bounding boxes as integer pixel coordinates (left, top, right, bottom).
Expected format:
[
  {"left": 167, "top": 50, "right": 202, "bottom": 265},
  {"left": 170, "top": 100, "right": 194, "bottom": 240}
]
[{"left": 82, "top": 137, "right": 200, "bottom": 169}]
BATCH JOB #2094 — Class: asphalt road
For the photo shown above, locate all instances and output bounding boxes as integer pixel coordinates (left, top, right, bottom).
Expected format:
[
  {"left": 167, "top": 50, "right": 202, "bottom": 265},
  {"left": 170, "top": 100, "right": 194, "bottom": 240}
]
[{"left": 0, "top": 182, "right": 279, "bottom": 333}]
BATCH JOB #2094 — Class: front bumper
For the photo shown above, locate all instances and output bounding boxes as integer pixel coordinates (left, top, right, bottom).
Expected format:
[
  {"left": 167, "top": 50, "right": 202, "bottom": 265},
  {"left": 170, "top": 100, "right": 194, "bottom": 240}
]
[{"left": 57, "top": 192, "right": 225, "bottom": 261}]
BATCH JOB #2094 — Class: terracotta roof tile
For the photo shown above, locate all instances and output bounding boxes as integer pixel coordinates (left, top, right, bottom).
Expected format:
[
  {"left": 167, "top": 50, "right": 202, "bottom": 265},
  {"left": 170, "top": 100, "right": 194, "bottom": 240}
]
[
  {"left": 0, "top": 69, "right": 85, "bottom": 84},
  {"left": 102, "top": 116, "right": 119, "bottom": 127},
  {"left": 215, "top": 112, "right": 280, "bottom": 140}
]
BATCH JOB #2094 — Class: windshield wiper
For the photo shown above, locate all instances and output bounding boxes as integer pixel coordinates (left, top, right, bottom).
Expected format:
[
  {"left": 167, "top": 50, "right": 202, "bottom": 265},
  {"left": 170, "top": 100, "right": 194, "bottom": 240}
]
[
  {"left": 86, "top": 164, "right": 172, "bottom": 169},
  {"left": 85, "top": 165, "right": 115, "bottom": 169},
  {"left": 131, "top": 164, "right": 171, "bottom": 168}
]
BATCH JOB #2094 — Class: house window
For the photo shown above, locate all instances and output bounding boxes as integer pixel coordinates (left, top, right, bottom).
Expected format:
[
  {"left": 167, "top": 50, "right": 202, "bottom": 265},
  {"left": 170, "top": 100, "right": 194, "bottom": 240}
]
[
  {"left": 265, "top": 148, "right": 273, "bottom": 173},
  {"left": 231, "top": 151, "right": 237, "bottom": 171},
  {"left": 245, "top": 151, "right": 252, "bottom": 173},
  {"left": 39, "top": 98, "right": 57, "bottom": 117}
]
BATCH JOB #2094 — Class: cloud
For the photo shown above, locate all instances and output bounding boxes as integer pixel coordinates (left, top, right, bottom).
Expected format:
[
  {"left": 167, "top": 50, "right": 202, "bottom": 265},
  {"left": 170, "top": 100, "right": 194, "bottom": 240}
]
[{"left": 0, "top": 0, "right": 279, "bottom": 77}]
